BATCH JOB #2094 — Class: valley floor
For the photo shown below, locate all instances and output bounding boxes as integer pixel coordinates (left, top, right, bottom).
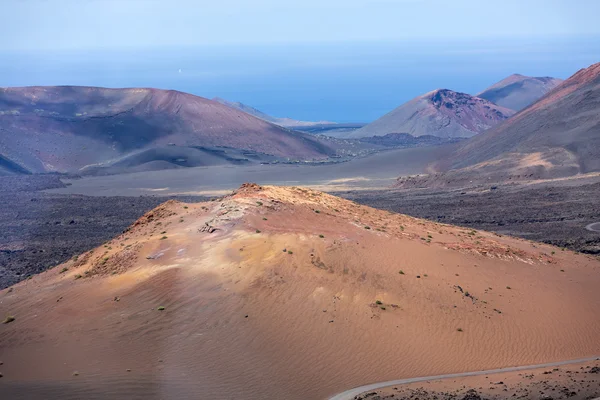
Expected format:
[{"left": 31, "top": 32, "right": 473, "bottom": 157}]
[
  {"left": 1, "top": 172, "right": 599, "bottom": 288},
  {"left": 339, "top": 175, "right": 600, "bottom": 255}
]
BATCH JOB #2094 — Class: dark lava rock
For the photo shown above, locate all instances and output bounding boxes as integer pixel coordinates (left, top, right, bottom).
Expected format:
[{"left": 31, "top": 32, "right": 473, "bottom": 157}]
[{"left": 461, "top": 389, "right": 482, "bottom": 400}]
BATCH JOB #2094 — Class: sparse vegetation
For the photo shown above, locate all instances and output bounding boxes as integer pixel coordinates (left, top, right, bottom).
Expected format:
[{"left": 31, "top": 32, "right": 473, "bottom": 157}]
[
  {"left": 3, "top": 315, "right": 16, "bottom": 324},
  {"left": 160, "top": 231, "right": 167, "bottom": 234},
  {"left": 457, "top": 328, "right": 463, "bottom": 332},
  {"left": 364, "top": 226, "right": 371, "bottom": 229},
  {"left": 157, "top": 306, "right": 165, "bottom": 311},
  {"left": 287, "top": 250, "right": 293, "bottom": 254},
  {"left": 60, "top": 267, "right": 68, "bottom": 274},
  {"left": 183, "top": 206, "right": 188, "bottom": 209},
  {"left": 255, "top": 229, "right": 261, "bottom": 233},
  {"left": 263, "top": 217, "right": 268, "bottom": 220},
  {"left": 375, "top": 300, "right": 383, "bottom": 305},
  {"left": 74, "top": 274, "right": 82, "bottom": 280},
  {"left": 506, "top": 286, "right": 511, "bottom": 289},
  {"left": 314, "top": 210, "right": 320, "bottom": 213},
  {"left": 319, "top": 234, "right": 325, "bottom": 238},
  {"left": 256, "top": 201, "right": 263, "bottom": 206},
  {"left": 160, "top": 236, "right": 168, "bottom": 240},
  {"left": 399, "top": 270, "right": 405, "bottom": 275}
]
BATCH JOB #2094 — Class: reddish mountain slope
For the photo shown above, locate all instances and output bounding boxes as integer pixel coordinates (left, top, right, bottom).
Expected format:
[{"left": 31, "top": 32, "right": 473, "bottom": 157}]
[
  {"left": 0, "top": 86, "right": 333, "bottom": 174},
  {"left": 477, "top": 74, "right": 563, "bottom": 111},
  {"left": 432, "top": 62, "right": 600, "bottom": 179},
  {"left": 348, "top": 89, "right": 515, "bottom": 139}
]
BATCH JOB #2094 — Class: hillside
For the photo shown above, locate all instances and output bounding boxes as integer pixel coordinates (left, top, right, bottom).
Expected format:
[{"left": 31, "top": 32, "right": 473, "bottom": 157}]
[
  {"left": 427, "top": 62, "right": 600, "bottom": 182},
  {"left": 0, "top": 86, "right": 334, "bottom": 174},
  {"left": 477, "top": 74, "right": 563, "bottom": 111},
  {"left": 2, "top": 184, "right": 599, "bottom": 400},
  {"left": 347, "top": 89, "right": 515, "bottom": 139},
  {"left": 213, "top": 97, "right": 334, "bottom": 128}
]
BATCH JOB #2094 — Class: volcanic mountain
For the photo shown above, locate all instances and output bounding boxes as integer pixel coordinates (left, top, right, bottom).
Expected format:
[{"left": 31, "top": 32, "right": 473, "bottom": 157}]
[
  {"left": 477, "top": 74, "right": 563, "bottom": 111},
  {"left": 213, "top": 97, "right": 334, "bottom": 128},
  {"left": 0, "top": 86, "right": 334, "bottom": 175},
  {"left": 347, "top": 89, "right": 515, "bottom": 139},
  {"left": 2, "top": 184, "right": 599, "bottom": 400},
  {"left": 418, "top": 62, "right": 600, "bottom": 184}
]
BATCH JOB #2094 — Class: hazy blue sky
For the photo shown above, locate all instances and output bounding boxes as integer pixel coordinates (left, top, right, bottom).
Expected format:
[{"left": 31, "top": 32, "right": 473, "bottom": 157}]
[
  {"left": 1, "top": 1, "right": 599, "bottom": 122},
  {"left": 3, "top": 0, "right": 600, "bottom": 49}
]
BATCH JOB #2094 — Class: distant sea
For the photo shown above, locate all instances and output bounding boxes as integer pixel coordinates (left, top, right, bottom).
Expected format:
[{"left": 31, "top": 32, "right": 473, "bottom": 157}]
[{"left": 1, "top": 36, "right": 599, "bottom": 123}]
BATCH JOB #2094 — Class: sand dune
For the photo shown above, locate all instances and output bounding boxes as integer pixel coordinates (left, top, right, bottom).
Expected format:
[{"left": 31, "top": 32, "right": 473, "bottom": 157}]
[{"left": 1, "top": 184, "right": 599, "bottom": 399}]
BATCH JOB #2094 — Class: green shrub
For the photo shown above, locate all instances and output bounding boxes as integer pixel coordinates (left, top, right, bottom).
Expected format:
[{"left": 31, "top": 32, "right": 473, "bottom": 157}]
[
  {"left": 3, "top": 315, "right": 15, "bottom": 324},
  {"left": 60, "top": 267, "right": 68, "bottom": 274}
]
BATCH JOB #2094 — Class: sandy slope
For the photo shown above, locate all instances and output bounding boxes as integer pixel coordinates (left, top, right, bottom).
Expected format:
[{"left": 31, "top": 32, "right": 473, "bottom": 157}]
[{"left": 1, "top": 184, "right": 599, "bottom": 399}]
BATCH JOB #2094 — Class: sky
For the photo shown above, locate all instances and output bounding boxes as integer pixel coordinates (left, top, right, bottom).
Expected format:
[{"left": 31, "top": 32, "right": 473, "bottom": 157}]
[{"left": 1, "top": 0, "right": 599, "bottom": 121}]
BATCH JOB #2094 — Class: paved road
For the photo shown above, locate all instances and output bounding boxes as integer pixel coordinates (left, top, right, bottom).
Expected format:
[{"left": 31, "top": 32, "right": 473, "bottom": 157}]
[
  {"left": 328, "top": 356, "right": 600, "bottom": 400},
  {"left": 586, "top": 222, "right": 600, "bottom": 232}
]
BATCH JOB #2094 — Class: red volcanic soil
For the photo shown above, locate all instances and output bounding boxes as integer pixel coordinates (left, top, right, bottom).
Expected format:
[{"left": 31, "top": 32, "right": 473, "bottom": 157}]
[
  {"left": 1, "top": 184, "right": 599, "bottom": 399},
  {"left": 0, "top": 86, "right": 333, "bottom": 174},
  {"left": 348, "top": 89, "right": 514, "bottom": 139}
]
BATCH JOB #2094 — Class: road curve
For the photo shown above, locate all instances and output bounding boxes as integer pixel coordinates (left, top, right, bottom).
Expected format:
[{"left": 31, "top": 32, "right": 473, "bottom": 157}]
[
  {"left": 586, "top": 222, "right": 600, "bottom": 232},
  {"left": 328, "top": 356, "right": 600, "bottom": 400}
]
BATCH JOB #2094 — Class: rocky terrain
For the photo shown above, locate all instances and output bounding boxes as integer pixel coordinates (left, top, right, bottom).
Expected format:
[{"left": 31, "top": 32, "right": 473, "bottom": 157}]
[
  {"left": 341, "top": 175, "right": 600, "bottom": 255},
  {"left": 353, "top": 360, "right": 599, "bottom": 400},
  {"left": 346, "top": 89, "right": 514, "bottom": 139},
  {"left": 0, "top": 175, "right": 207, "bottom": 288}
]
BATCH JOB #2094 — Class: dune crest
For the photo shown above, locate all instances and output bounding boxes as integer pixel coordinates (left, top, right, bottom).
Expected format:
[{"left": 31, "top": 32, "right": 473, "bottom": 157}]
[{"left": 1, "top": 184, "right": 599, "bottom": 399}]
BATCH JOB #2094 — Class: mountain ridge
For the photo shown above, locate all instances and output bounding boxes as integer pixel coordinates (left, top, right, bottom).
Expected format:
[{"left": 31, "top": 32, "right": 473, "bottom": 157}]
[{"left": 347, "top": 89, "right": 515, "bottom": 139}]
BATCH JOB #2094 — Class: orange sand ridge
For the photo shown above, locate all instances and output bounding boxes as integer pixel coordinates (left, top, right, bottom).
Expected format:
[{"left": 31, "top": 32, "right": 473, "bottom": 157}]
[{"left": 1, "top": 184, "right": 599, "bottom": 399}]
